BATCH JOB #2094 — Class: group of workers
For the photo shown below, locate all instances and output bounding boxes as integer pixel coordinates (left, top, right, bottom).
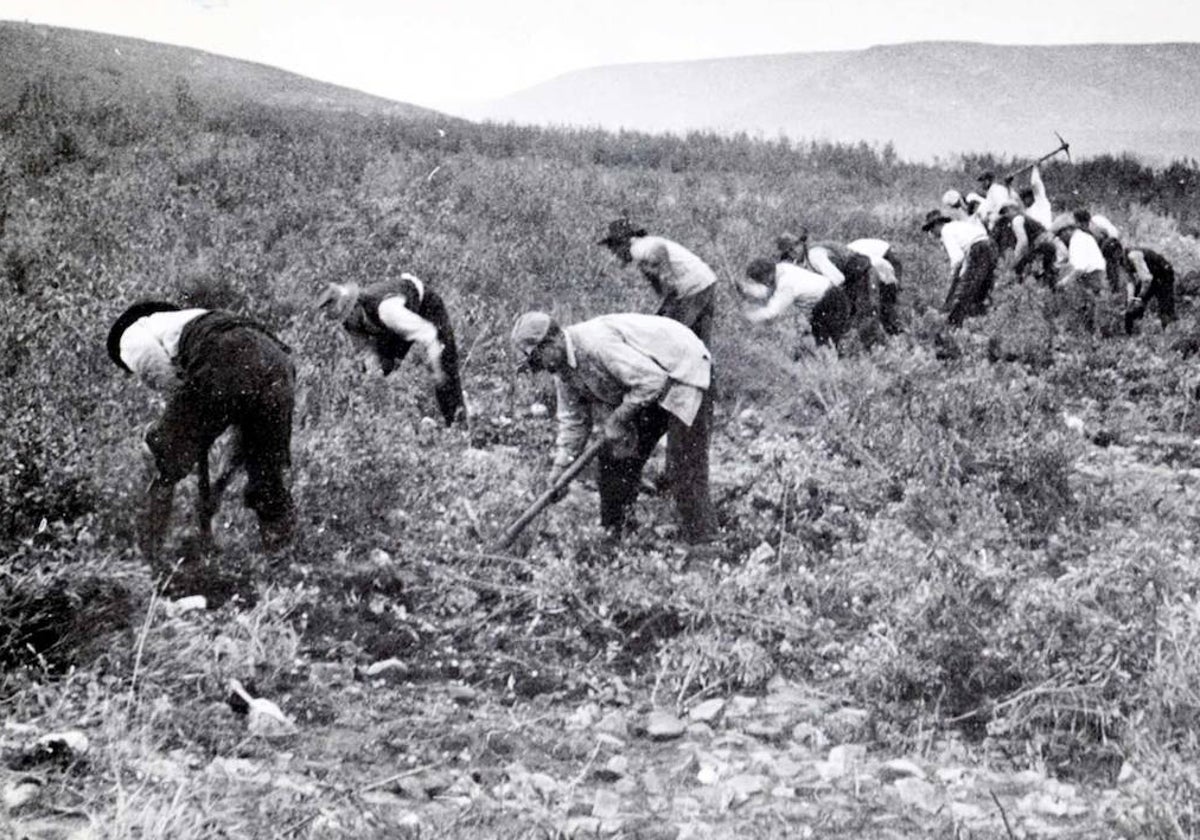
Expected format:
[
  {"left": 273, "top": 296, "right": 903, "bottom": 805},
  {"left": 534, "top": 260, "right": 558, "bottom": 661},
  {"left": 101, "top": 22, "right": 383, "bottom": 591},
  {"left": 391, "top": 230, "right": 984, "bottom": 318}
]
[
  {"left": 926, "top": 166, "right": 1177, "bottom": 334},
  {"left": 106, "top": 168, "right": 1180, "bottom": 557}
]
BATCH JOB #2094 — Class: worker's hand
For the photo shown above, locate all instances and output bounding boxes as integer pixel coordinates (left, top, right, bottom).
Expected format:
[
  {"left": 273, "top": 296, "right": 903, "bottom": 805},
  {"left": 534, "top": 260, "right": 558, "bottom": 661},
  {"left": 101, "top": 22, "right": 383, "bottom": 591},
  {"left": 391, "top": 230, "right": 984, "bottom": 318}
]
[
  {"left": 604, "top": 416, "right": 638, "bottom": 460},
  {"left": 603, "top": 414, "right": 628, "bottom": 442}
]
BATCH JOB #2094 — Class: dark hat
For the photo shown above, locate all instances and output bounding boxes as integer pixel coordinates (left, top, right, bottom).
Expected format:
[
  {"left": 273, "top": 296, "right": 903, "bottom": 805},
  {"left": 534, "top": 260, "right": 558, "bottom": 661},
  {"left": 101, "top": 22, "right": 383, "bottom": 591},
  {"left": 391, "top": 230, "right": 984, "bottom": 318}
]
[
  {"left": 921, "top": 209, "right": 953, "bottom": 232},
  {"left": 107, "top": 301, "right": 181, "bottom": 372},
  {"left": 597, "top": 217, "right": 646, "bottom": 246},
  {"left": 977, "top": 170, "right": 995, "bottom": 183},
  {"left": 746, "top": 257, "right": 778, "bottom": 284}
]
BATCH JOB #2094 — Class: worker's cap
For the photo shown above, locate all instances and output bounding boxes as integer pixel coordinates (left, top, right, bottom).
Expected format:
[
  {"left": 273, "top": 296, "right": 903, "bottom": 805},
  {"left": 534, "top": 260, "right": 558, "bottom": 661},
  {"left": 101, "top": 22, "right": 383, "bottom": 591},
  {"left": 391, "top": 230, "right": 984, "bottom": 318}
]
[
  {"left": 597, "top": 217, "right": 646, "bottom": 246},
  {"left": 106, "top": 300, "right": 181, "bottom": 372},
  {"left": 941, "top": 189, "right": 963, "bottom": 208},
  {"left": 746, "top": 257, "right": 778, "bottom": 284},
  {"left": 976, "top": 170, "right": 996, "bottom": 183},
  {"left": 920, "top": 209, "right": 953, "bottom": 232},
  {"left": 511, "top": 311, "right": 557, "bottom": 366},
  {"left": 315, "top": 282, "right": 360, "bottom": 319},
  {"left": 775, "top": 228, "right": 809, "bottom": 253}
]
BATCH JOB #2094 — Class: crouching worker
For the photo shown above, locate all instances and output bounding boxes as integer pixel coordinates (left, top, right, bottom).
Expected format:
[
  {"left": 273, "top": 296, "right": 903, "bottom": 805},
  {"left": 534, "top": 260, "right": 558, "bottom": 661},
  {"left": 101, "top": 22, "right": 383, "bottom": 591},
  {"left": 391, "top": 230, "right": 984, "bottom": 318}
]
[
  {"left": 1123, "top": 247, "right": 1176, "bottom": 335},
  {"left": 511, "top": 311, "right": 714, "bottom": 544},
  {"left": 106, "top": 301, "right": 296, "bottom": 560},
  {"left": 737, "top": 258, "right": 850, "bottom": 353},
  {"left": 317, "top": 274, "right": 465, "bottom": 426}
]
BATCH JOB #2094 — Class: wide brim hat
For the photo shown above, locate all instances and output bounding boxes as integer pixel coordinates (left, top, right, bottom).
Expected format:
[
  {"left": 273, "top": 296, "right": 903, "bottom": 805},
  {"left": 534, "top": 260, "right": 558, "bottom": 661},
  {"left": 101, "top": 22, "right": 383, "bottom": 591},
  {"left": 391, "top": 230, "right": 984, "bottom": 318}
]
[
  {"left": 107, "top": 300, "right": 181, "bottom": 372},
  {"left": 921, "top": 209, "right": 953, "bottom": 231},
  {"left": 597, "top": 217, "right": 646, "bottom": 246}
]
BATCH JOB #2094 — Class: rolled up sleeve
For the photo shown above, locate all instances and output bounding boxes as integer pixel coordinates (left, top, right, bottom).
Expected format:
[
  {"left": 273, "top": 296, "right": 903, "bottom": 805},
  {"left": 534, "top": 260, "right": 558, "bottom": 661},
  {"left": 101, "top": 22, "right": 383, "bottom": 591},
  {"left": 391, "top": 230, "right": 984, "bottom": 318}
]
[{"left": 553, "top": 378, "right": 592, "bottom": 469}]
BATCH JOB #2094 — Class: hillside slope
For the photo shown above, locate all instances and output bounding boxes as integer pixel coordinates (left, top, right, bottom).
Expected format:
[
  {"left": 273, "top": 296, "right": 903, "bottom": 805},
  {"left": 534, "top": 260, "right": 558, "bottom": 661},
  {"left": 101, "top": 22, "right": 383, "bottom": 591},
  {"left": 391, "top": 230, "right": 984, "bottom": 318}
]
[
  {"left": 0, "top": 20, "right": 439, "bottom": 119},
  {"left": 472, "top": 41, "right": 1200, "bottom": 163}
]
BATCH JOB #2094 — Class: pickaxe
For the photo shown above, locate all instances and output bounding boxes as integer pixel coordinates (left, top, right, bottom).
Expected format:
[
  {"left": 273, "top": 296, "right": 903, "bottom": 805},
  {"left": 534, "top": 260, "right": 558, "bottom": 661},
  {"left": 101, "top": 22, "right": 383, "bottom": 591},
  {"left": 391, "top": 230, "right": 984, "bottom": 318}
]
[
  {"left": 1004, "top": 132, "right": 1071, "bottom": 182},
  {"left": 494, "top": 438, "right": 607, "bottom": 551}
]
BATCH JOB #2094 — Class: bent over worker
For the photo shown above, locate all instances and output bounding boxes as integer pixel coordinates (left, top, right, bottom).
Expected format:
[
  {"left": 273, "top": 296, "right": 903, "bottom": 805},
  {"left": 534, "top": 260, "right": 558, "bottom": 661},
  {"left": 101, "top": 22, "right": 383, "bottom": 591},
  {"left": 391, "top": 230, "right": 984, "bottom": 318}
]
[
  {"left": 107, "top": 301, "right": 296, "bottom": 559},
  {"left": 922, "top": 209, "right": 998, "bottom": 328},
  {"left": 1123, "top": 246, "right": 1177, "bottom": 335},
  {"left": 848, "top": 238, "right": 903, "bottom": 335},
  {"left": 737, "top": 258, "right": 851, "bottom": 351},
  {"left": 511, "top": 312, "right": 714, "bottom": 544},
  {"left": 598, "top": 218, "right": 717, "bottom": 344},
  {"left": 318, "top": 274, "right": 465, "bottom": 426},
  {"left": 777, "top": 231, "right": 885, "bottom": 347}
]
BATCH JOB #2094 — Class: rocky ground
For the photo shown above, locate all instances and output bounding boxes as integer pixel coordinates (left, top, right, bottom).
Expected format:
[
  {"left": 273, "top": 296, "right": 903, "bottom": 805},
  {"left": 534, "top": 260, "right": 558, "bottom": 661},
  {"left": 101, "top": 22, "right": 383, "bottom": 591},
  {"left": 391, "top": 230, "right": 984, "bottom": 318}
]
[{"left": 1, "top": 655, "right": 1162, "bottom": 839}]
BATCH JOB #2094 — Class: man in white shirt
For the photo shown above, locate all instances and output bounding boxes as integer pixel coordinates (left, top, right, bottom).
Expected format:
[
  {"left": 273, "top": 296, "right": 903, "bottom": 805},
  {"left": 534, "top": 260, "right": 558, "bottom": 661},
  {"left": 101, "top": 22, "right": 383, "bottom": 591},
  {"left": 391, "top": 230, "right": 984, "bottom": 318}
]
[
  {"left": 1017, "top": 165, "right": 1054, "bottom": 229},
  {"left": 736, "top": 258, "right": 850, "bottom": 351},
  {"left": 922, "top": 209, "right": 998, "bottom": 328},
  {"left": 976, "top": 170, "right": 1019, "bottom": 229},
  {"left": 777, "top": 231, "right": 886, "bottom": 348},
  {"left": 1072, "top": 208, "right": 1125, "bottom": 292},
  {"left": 511, "top": 311, "right": 714, "bottom": 544},
  {"left": 598, "top": 218, "right": 717, "bottom": 345},
  {"left": 317, "top": 274, "right": 464, "bottom": 426},
  {"left": 1052, "top": 220, "right": 1107, "bottom": 334},
  {"left": 107, "top": 301, "right": 296, "bottom": 559}
]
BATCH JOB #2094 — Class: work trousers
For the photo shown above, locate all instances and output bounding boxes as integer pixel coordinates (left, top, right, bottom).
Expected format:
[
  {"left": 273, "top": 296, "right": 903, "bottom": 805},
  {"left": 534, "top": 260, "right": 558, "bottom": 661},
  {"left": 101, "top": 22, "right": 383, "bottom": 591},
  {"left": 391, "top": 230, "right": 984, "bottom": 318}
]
[
  {"left": 146, "top": 312, "right": 296, "bottom": 540},
  {"left": 1101, "top": 237, "right": 1125, "bottom": 294},
  {"left": 1061, "top": 270, "right": 1105, "bottom": 335},
  {"left": 945, "top": 239, "right": 998, "bottom": 327},
  {"left": 596, "top": 395, "right": 713, "bottom": 544},
  {"left": 811, "top": 285, "right": 852, "bottom": 349},
  {"left": 658, "top": 284, "right": 716, "bottom": 347},
  {"left": 1125, "top": 264, "right": 1177, "bottom": 334}
]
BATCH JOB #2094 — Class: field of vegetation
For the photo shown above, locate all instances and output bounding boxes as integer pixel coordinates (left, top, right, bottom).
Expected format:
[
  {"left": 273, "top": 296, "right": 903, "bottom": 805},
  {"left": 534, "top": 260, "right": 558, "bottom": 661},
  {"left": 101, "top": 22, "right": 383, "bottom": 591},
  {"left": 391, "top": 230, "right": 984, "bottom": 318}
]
[{"left": 2, "top": 69, "right": 1200, "bottom": 839}]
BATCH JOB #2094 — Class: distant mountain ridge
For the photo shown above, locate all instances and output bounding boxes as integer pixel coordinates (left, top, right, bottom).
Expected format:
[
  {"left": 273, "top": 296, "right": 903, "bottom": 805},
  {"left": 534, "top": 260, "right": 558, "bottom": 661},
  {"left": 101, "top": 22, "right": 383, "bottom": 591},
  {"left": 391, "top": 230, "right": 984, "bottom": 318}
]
[
  {"left": 0, "top": 21, "right": 438, "bottom": 120},
  {"left": 471, "top": 41, "right": 1200, "bottom": 163}
]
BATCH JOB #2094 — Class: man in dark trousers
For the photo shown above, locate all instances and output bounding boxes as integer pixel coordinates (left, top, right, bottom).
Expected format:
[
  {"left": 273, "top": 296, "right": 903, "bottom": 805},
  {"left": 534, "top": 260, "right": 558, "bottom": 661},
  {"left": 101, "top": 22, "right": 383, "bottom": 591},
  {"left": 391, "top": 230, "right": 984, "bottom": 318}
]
[
  {"left": 1123, "top": 246, "right": 1177, "bottom": 335},
  {"left": 736, "top": 257, "right": 851, "bottom": 352},
  {"left": 317, "top": 273, "right": 465, "bottom": 426},
  {"left": 107, "top": 301, "right": 296, "bottom": 559},
  {"left": 511, "top": 311, "right": 714, "bottom": 544},
  {"left": 777, "top": 230, "right": 886, "bottom": 347},
  {"left": 597, "top": 218, "right": 717, "bottom": 345},
  {"left": 922, "top": 209, "right": 998, "bottom": 328}
]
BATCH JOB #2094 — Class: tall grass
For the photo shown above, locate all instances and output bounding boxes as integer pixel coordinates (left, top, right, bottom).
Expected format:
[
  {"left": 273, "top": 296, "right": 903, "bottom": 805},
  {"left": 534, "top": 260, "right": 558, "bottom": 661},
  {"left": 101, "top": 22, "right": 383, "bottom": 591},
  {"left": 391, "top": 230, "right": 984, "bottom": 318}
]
[{"left": 3, "top": 77, "right": 1200, "bottom": 833}]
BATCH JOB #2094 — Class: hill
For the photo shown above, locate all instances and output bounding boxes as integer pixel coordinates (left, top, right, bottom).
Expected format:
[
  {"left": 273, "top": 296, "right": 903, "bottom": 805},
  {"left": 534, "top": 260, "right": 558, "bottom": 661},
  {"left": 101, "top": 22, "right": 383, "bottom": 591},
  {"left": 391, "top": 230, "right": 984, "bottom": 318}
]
[
  {"left": 0, "top": 20, "right": 439, "bottom": 119},
  {"left": 471, "top": 41, "right": 1200, "bottom": 163}
]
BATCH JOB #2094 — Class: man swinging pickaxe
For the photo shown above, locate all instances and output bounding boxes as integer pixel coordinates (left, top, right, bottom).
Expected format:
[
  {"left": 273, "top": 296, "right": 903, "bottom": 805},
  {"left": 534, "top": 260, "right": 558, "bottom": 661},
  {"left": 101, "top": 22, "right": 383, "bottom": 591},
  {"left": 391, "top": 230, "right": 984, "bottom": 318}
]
[{"left": 1004, "top": 132, "right": 1071, "bottom": 183}]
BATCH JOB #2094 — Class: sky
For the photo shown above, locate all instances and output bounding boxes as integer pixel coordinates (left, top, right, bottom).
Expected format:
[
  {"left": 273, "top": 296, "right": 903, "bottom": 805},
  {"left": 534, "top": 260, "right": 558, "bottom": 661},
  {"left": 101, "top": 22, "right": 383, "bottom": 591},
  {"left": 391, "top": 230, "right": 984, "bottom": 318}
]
[{"left": 1, "top": 0, "right": 1198, "bottom": 112}]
